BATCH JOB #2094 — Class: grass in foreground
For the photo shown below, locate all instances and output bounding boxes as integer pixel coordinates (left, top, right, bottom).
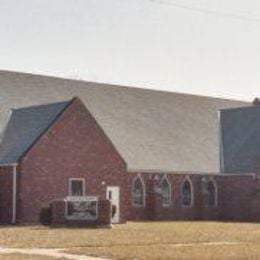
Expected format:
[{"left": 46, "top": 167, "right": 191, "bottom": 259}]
[
  {"left": 69, "top": 243, "right": 260, "bottom": 260},
  {"left": 0, "top": 254, "right": 55, "bottom": 260},
  {"left": 0, "top": 221, "right": 260, "bottom": 259}
]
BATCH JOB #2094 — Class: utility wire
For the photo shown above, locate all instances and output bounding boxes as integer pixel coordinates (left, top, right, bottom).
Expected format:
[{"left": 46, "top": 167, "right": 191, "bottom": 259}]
[{"left": 149, "top": 0, "right": 260, "bottom": 22}]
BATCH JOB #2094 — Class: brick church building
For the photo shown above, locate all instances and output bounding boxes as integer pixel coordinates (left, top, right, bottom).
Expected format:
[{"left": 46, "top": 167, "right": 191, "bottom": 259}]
[{"left": 0, "top": 70, "right": 260, "bottom": 224}]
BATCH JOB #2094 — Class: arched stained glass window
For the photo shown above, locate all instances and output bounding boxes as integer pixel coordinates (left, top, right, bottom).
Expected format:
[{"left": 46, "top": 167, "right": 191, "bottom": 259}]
[
  {"left": 160, "top": 178, "right": 171, "bottom": 207},
  {"left": 182, "top": 179, "right": 193, "bottom": 207},
  {"left": 132, "top": 176, "right": 145, "bottom": 207},
  {"left": 205, "top": 180, "right": 217, "bottom": 207}
]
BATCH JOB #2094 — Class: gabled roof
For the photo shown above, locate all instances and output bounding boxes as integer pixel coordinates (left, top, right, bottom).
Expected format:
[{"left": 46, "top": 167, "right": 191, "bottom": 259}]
[
  {"left": 0, "top": 100, "right": 70, "bottom": 164},
  {"left": 0, "top": 70, "right": 249, "bottom": 172},
  {"left": 220, "top": 105, "right": 260, "bottom": 173}
]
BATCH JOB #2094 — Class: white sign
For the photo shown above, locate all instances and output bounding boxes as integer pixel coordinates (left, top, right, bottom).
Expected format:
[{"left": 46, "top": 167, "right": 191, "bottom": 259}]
[{"left": 65, "top": 196, "right": 98, "bottom": 220}]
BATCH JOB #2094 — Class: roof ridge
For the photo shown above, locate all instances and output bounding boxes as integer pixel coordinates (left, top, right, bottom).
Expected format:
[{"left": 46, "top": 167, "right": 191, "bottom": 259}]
[{"left": 0, "top": 70, "right": 249, "bottom": 103}]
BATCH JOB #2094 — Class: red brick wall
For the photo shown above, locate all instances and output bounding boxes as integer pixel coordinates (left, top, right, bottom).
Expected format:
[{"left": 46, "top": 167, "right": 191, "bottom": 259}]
[
  {"left": 217, "top": 175, "right": 259, "bottom": 221},
  {"left": 0, "top": 166, "right": 14, "bottom": 223},
  {"left": 251, "top": 176, "right": 260, "bottom": 221},
  {"left": 126, "top": 173, "right": 217, "bottom": 221},
  {"left": 17, "top": 98, "right": 127, "bottom": 223},
  {"left": 126, "top": 172, "right": 260, "bottom": 222}
]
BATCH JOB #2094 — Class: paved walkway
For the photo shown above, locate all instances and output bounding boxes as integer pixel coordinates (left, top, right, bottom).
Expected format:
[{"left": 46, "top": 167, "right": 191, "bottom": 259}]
[
  {"left": 0, "top": 242, "right": 240, "bottom": 259},
  {"left": 0, "top": 247, "right": 109, "bottom": 260}
]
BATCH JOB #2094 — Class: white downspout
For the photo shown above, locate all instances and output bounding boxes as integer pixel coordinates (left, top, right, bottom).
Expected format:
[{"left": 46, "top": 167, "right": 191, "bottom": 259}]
[
  {"left": 218, "top": 110, "right": 224, "bottom": 173},
  {"left": 12, "top": 165, "right": 17, "bottom": 224}
]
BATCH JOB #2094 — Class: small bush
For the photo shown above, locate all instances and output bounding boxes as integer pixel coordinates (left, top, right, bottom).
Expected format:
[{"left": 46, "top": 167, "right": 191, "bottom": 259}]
[
  {"left": 39, "top": 205, "right": 52, "bottom": 225},
  {"left": 112, "top": 204, "right": 117, "bottom": 218}
]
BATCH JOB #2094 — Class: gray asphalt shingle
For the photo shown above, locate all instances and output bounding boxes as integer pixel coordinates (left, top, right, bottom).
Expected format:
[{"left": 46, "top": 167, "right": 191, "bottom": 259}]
[
  {"left": 0, "top": 101, "right": 69, "bottom": 164},
  {"left": 220, "top": 105, "right": 260, "bottom": 173},
  {"left": 0, "top": 70, "right": 249, "bottom": 172}
]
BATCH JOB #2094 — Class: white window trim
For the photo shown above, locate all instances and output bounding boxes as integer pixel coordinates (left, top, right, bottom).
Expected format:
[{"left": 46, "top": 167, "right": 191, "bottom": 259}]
[
  {"left": 132, "top": 175, "right": 146, "bottom": 207},
  {"left": 181, "top": 176, "right": 194, "bottom": 208},
  {"left": 68, "top": 178, "right": 86, "bottom": 196},
  {"left": 160, "top": 175, "right": 172, "bottom": 207},
  {"left": 207, "top": 178, "right": 218, "bottom": 208}
]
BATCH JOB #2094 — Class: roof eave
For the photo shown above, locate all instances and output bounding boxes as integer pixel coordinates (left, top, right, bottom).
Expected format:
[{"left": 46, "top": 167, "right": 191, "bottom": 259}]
[{"left": 0, "top": 162, "right": 18, "bottom": 166}]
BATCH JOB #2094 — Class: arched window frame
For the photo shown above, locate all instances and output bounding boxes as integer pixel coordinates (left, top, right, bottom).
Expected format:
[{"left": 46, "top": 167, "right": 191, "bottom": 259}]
[
  {"left": 206, "top": 178, "right": 218, "bottom": 208},
  {"left": 181, "top": 176, "right": 194, "bottom": 208},
  {"left": 159, "top": 176, "right": 171, "bottom": 207},
  {"left": 132, "top": 175, "right": 145, "bottom": 207}
]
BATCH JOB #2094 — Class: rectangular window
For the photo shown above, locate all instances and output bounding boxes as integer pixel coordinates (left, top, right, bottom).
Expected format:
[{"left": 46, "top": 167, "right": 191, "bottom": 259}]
[{"left": 69, "top": 178, "right": 85, "bottom": 196}]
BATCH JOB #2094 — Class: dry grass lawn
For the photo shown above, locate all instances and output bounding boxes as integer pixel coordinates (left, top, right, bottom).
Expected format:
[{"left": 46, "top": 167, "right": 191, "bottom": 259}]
[
  {"left": 0, "top": 221, "right": 260, "bottom": 259},
  {"left": 0, "top": 254, "right": 55, "bottom": 260}
]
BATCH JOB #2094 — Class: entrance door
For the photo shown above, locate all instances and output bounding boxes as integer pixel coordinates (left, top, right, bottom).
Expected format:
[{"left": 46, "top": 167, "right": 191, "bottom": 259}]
[{"left": 106, "top": 186, "right": 120, "bottom": 223}]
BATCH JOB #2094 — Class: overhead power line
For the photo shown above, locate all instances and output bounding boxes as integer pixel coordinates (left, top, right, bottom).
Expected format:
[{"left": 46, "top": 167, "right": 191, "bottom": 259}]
[{"left": 149, "top": 0, "right": 260, "bottom": 22}]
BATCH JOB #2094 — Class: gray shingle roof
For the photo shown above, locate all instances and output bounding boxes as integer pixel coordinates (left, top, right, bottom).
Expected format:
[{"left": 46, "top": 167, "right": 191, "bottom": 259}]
[
  {"left": 0, "top": 70, "right": 249, "bottom": 172},
  {"left": 0, "top": 101, "right": 69, "bottom": 164},
  {"left": 220, "top": 105, "right": 260, "bottom": 173}
]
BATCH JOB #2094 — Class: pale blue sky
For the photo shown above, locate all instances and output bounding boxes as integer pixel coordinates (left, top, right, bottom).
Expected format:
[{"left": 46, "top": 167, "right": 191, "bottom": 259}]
[{"left": 0, "top": 0, "right": 260, "bottom": 101}]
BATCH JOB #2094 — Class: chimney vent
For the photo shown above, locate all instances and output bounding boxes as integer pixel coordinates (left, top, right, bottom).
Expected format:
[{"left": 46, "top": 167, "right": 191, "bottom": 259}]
[{"left": 253, "top": 98, "right": 260, "bottom": 106}]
